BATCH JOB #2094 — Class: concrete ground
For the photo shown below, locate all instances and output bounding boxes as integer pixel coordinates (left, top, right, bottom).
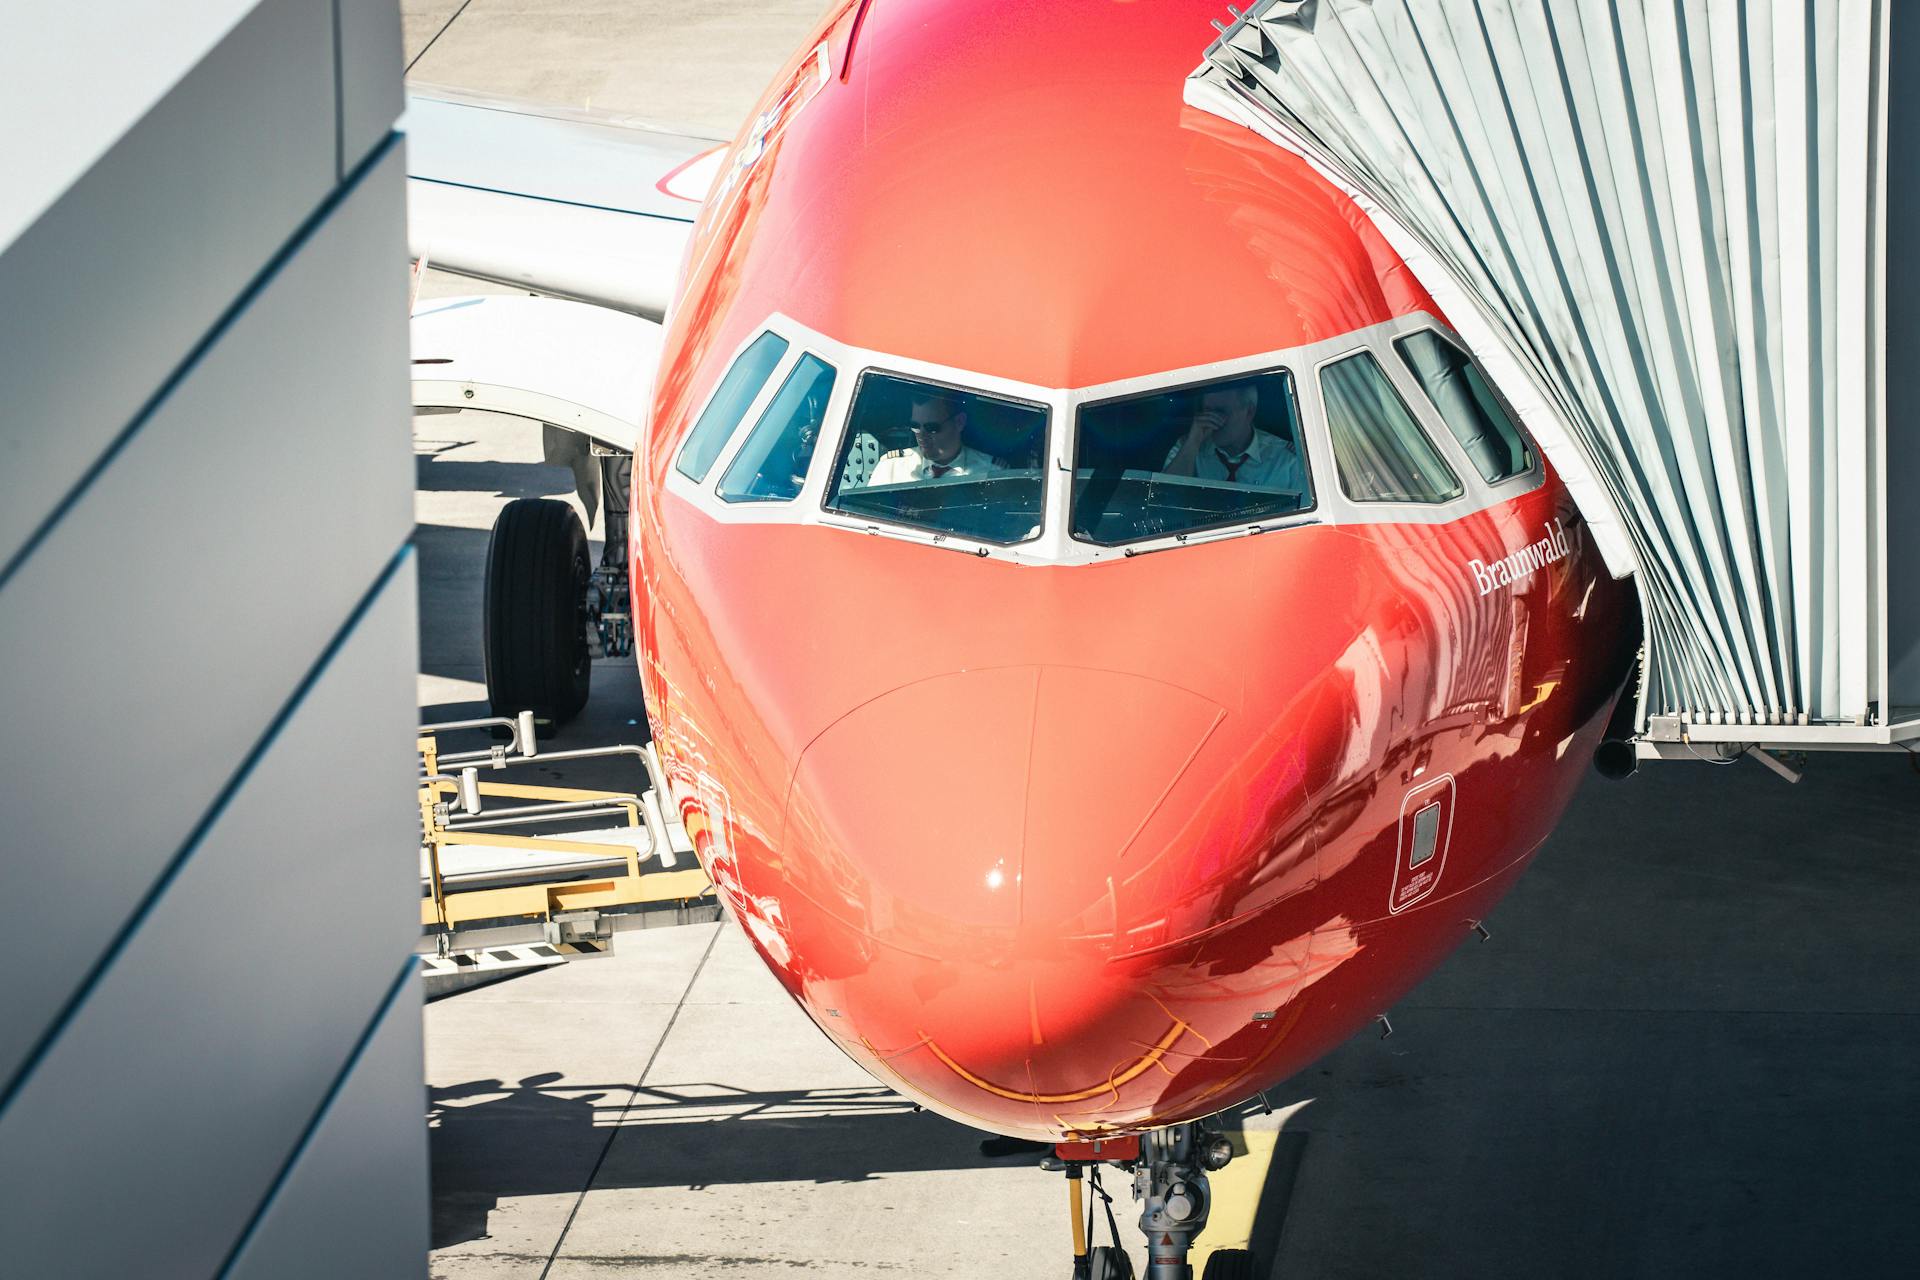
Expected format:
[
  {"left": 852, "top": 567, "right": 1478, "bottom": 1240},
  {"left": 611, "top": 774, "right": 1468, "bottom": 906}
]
[
  {"left": 403, "top": 0, "right": 834, "bottom": 137},
  {"left": 408, "top": 4, "right": 1920, "bottom": 1277}
]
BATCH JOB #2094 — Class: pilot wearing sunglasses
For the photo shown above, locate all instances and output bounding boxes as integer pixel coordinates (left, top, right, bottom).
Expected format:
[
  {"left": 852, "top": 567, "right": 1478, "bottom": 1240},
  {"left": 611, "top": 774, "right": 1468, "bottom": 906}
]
[{"left": 868, "top": 391, "right": 1003, "bottom": 485}]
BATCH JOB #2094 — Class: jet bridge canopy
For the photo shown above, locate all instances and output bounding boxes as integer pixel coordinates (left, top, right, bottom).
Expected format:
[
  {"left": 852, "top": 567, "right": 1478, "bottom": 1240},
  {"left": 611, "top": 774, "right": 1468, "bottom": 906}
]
[{"left": 1188, "top": 0, "right": 1920, "bottom": 751}]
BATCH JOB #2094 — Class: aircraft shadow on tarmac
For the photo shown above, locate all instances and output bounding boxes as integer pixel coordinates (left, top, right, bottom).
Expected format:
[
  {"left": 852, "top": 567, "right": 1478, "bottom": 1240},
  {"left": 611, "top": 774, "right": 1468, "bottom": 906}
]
[
  {"left": 412, "top": 522, "right": 494, "bottom": 686},
  {"left": 1202, "top": 753, "right": 1920, "bottom": 1279},
  {"left": 429, "top": 1075, "right": 1019, "bottom": 1249},
  {"left": 413, "top": 456, "right": 578, "bottom": 501}
]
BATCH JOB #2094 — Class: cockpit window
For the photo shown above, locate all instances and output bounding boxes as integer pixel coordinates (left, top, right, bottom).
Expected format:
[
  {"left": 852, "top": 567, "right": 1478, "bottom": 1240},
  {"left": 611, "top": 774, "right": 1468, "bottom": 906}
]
[
  {"left": 674, "top": 330, "right": 789, "bottom": 483},
  {"left": 1393, "top": 330, "right": 1533, "bottom": 483},
  {"left": 1070, "top": 369, "right": 1312, "bottom": 546},
  {"left": 718, "top": 353, "right": 836, "bottom": 502},
  {"left": 1320, "top": 350, "right": 1463, "bottom": 503},
  {"left": 823, "top": 371, "right": 1048, "bottom": 545}
]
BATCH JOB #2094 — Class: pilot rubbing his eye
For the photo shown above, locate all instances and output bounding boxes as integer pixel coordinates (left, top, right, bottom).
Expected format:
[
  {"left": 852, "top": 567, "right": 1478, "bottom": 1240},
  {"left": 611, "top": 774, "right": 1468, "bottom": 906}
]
[
  {"left": 869, "top": 393, "right": 1002, "bottom": 484},
  {"left": 1162, "top": 382, "right": 1301, "bottom": 489}
]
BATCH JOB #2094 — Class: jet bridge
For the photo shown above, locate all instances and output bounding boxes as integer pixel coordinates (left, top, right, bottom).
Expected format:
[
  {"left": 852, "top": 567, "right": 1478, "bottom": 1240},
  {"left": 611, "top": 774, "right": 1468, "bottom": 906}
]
[
  {"left": 1188, "top": 0, "right": 1919, "bottom": 759},
  {"left": 417, "top": 712, "right": 715, "bottom": 996}
]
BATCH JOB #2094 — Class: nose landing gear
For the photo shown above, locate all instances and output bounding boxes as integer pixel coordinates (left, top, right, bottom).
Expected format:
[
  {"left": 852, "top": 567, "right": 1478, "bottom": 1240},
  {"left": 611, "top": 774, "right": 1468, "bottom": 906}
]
[
  {"left": 1051, "top": 1123, "right": 1236, "bottom": 1280},
  {"left": 1135, "top": 1124, "right": 1234, "bottom": 1279}
]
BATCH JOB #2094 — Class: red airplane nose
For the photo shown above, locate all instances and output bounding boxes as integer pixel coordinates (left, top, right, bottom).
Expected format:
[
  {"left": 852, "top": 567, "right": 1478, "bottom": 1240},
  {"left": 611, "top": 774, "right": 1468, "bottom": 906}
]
[
  {"left": 779, "top": 665, "right": 1234, "bottom": 1131},
  {"left": 787, "top": 664, "right": 1224, "bottom": 934}
]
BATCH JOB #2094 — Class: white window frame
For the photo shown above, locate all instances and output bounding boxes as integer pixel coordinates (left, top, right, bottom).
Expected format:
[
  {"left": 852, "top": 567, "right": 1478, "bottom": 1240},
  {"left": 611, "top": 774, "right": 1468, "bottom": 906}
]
[
  {"left": 662, "top": 311, "right": 1545, "bottom": 566},
  {"left": 1387, "top": 323, "right": 1544, "bottom": 494}
]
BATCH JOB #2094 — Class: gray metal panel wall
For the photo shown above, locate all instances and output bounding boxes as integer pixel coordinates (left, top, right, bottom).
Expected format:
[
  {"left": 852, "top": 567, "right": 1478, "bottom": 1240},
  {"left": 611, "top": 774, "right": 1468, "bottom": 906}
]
[
  {"left": 224, "top": 973, "right": 431, "bottom": 1280},
  {"left": 0, "top": 145, "right": 413, "bottom": 1088},
  {"left": 1887, "top": 5, "right": 1920, "bottom": 710},
  {"left": 0, "top": 567, "right": 419, "bottom": 1277},
  {"left": 338, "top": 0, "right": 406, "bottom": 175},
  {"left": 0, "top": 0, "right": 338, "bottom": 573},
  {"left": 0, "top": 1, "right": 422, "bottom": 1275}
]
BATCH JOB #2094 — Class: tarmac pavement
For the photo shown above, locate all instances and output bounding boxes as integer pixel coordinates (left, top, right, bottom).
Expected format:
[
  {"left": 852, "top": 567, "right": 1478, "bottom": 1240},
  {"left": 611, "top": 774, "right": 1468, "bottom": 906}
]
[{"left": 404, "top": 0, "right": 833, "bottom": 137}]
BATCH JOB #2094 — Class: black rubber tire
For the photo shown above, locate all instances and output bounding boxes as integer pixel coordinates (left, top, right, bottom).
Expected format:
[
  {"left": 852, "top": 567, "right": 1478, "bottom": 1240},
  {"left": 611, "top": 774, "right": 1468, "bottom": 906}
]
[
  {"left": 1087, "top": 1246, "right": 1135, "bottom": 1280},
  {"left": 483, "top": 498, "right": 592, "bottom": 733},
  {"left": 1200, "top": 1248, "right": 1258, "bottom": 1280}
]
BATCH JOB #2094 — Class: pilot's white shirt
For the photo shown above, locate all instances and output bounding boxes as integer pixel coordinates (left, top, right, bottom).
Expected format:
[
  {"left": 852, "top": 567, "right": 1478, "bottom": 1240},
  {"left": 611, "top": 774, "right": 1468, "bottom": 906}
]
[
  {"left": 1163, "top": 429, "right": 1303, "bottom": 489},
  {"left": 868, "top": 444, "right": 1001, "bottom": 486}
]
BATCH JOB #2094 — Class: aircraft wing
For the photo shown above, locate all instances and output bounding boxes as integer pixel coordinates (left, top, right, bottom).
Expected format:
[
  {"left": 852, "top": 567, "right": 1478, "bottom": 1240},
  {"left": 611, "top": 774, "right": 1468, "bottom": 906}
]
[
  {"left": 411, "top": 294, "right": 663, "bottom": 454},
  {"left": 402, "top": 89, "right": 725, "bottom": 319}
]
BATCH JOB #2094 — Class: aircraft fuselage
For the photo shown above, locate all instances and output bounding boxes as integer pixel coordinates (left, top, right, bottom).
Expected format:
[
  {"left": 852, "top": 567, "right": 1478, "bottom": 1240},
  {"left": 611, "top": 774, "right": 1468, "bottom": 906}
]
[{"left": 631, "top": 0, "right": 1636, "bottom": 1140}]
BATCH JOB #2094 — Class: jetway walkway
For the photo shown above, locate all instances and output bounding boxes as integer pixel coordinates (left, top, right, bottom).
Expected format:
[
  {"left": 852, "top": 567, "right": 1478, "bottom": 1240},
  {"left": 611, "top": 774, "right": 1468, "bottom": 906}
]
[
  {"left": 417, "top": 713, "right": 716, "bottom": 995},
  {"left": 1188, "top": 0, "right": 1920, "bottom": 758}
]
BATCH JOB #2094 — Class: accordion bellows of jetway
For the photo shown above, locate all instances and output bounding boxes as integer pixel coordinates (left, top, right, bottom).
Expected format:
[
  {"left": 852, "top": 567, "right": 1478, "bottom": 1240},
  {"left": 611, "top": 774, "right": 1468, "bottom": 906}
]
[{"left": 1188, "top": 0, "right": 1920, "bottom": 751}]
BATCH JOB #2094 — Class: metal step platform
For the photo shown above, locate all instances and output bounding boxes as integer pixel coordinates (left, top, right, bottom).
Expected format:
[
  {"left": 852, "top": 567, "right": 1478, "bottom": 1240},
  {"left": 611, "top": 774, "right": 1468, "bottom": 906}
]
[{"left": 416, "top": 712, "right": 717, "bottom": 997}]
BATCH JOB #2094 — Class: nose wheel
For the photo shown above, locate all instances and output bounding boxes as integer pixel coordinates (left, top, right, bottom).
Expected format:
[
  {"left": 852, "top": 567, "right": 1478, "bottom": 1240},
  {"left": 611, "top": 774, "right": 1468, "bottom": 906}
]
[{"left": 1064, "top": 1164, "right": 1134, "bottom": 1280}]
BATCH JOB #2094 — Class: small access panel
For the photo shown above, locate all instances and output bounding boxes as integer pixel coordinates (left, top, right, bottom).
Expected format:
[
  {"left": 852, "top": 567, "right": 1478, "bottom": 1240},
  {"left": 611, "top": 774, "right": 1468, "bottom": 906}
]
[{"left": 1389, "top": 774, "right": 1454, "bottom": 915}]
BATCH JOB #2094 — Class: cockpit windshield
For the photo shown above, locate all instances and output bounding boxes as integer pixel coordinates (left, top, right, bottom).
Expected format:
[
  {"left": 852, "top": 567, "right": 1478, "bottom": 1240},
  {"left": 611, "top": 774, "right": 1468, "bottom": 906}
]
[
  {"left": 823, "top": 371, "right": 1049, "bottom": 545},
  {"left": 1070, "top": 368, "right": 1313, "bottom": 546}
]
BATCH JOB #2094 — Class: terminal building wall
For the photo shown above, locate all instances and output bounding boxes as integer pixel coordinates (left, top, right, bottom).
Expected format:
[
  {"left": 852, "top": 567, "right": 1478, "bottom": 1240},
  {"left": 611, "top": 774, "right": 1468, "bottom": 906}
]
[
  {"left": 1888, "top": 4, "right": 1920, "bottom": 713},
  {"left": 0, "top": 3, "right": 426, "bottom": 1275}
]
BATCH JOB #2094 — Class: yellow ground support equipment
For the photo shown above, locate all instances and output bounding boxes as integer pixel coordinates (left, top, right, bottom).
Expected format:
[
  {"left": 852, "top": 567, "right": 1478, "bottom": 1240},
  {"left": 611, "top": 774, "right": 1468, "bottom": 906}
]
[{"left": 418, "top": 712, "right": 714, "bottom": 991}]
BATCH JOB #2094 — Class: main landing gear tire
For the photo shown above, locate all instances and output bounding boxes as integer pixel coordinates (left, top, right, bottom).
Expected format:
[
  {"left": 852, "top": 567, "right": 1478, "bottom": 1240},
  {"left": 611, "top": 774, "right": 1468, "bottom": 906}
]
[
  {"left": 483, "top": 498, "right": 592, "bottom": 735},
  {"left": 1200, "top": 1248, "right": 1258, "bottom": 1280}
]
